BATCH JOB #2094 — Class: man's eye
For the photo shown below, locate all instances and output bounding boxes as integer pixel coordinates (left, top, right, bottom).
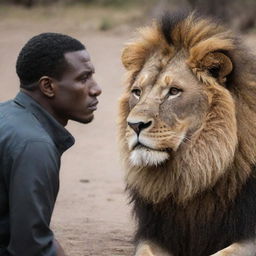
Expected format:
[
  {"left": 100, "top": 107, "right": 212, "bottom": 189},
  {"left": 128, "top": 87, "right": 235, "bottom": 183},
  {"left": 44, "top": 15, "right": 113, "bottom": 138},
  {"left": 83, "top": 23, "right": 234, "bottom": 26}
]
[
  {"left": 168, "top": 87, "right": 182, "bottom": 96},
  {"left": 81, "top": 73, "right": 93, "bottom": 82},
  {"left": 131, "top": 88, "right": 141, "bottom": 99}
]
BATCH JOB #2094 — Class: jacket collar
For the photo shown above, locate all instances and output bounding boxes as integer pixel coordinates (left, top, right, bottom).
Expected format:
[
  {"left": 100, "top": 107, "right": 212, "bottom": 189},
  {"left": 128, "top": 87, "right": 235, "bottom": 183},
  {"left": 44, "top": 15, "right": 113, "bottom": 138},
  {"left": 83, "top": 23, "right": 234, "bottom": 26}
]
[{"left": 14, "top": 91, "right": 75, "bottom": 153}]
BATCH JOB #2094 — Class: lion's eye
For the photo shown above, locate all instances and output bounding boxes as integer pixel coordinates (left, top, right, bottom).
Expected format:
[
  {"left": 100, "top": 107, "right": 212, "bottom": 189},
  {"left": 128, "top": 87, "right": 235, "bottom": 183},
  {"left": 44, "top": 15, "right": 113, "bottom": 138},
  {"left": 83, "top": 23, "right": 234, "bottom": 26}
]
[
  {"left": 131, "top": 88, "right": 141, "bottom": 99},
  {"left": 169, "top": 87, "right": 181, "bottom": 95}
]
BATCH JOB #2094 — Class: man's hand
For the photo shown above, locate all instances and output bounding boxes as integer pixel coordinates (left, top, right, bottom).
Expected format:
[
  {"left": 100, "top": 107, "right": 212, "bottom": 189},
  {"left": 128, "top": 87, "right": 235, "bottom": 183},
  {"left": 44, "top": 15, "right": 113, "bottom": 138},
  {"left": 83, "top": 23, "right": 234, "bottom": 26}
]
[{"left": 54, "top": 239, "right": 66, "bottom": 256}]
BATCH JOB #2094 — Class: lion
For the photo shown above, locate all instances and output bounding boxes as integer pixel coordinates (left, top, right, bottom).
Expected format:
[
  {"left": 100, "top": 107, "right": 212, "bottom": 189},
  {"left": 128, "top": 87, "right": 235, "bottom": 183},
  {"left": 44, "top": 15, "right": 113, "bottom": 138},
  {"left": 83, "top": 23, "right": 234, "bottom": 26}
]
[{"left": 118, "top": 12, "right": 256, "bottom": 256}]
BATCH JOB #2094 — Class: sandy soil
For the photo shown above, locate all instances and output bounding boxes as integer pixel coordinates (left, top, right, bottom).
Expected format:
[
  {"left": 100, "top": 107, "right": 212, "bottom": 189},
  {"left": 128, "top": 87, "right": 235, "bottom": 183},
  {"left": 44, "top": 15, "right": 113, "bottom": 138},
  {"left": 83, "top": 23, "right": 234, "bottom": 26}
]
[{"left": 1, "top": 5, "right": 256, "bottom": 256}]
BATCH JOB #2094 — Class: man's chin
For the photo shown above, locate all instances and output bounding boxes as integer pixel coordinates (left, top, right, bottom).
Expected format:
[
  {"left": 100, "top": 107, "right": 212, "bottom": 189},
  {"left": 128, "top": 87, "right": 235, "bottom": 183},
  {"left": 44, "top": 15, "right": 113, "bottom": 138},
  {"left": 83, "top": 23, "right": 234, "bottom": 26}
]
[{"left": 72, "top": 114, "right": 94, "bottom": 124}]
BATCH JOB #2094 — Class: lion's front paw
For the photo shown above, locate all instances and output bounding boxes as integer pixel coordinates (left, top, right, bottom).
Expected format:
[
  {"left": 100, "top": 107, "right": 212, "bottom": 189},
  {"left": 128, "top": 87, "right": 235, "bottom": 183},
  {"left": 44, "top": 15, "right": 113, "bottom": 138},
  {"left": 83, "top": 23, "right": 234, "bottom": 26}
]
[
  {"left": 135, "top": 244, "right": 155, "bottom": 256},
  {"left": 210, "top": 241, "right": 256, "bottom": 256},
  {"left": 134, "top": 241, "right": 172, "bottom": 256},
  {"left": 211, "top": 249, "right": 235, "bottom": 256},
  {"left": 211, "top": 246, "right": 241, "bottom": 256}
]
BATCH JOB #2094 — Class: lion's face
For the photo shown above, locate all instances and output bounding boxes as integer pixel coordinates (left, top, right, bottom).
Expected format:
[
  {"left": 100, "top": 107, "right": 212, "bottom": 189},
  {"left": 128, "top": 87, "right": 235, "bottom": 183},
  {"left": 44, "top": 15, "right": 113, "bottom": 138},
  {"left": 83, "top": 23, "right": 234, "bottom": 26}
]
[{"left": 126, "top": 52, "right": 210, "bottom": 167}]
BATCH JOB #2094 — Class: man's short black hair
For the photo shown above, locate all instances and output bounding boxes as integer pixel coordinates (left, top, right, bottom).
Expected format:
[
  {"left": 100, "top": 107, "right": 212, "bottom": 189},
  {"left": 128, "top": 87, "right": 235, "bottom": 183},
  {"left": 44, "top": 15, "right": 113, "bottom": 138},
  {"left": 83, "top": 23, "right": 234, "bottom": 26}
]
[{"left": 16, "top": 32, "right": 86, "bottom": 90}]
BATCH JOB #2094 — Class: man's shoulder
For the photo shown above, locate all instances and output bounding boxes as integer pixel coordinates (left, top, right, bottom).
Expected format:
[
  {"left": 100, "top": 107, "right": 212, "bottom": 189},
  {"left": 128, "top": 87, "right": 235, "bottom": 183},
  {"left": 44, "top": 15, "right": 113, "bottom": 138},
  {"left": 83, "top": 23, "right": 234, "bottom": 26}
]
[
  {"left": 0, "top": 99, "right": 54, "bottom": 149},
  {"left": 0, "top": 99, "right": 13, "bottom": 113}
]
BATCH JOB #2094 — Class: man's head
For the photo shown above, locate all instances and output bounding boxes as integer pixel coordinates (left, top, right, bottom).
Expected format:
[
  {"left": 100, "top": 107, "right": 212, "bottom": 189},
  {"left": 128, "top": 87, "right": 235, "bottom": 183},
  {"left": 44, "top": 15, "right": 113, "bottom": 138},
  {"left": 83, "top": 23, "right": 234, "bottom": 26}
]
[{"left": 16, "top": 33, "right": 101, "bottom": 125}]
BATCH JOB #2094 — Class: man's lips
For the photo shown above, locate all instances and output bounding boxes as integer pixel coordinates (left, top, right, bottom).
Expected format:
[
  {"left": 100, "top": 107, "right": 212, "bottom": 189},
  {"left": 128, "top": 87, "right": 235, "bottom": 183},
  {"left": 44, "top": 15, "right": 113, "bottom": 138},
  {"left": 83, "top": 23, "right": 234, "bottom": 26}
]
[{"left": 87, "top": 100, "right": 99, "bottom": 110}]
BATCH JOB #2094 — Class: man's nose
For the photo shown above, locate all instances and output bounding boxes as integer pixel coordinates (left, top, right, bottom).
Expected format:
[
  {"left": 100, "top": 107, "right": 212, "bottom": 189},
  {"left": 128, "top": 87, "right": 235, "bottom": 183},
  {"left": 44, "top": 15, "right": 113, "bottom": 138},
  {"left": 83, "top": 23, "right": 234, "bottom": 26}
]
[
  {"left": 90, "top": 80, "right": 102, "bottom": 97},
  {"left": 128, "top": 121, "right": 152, "bottom": 135}
]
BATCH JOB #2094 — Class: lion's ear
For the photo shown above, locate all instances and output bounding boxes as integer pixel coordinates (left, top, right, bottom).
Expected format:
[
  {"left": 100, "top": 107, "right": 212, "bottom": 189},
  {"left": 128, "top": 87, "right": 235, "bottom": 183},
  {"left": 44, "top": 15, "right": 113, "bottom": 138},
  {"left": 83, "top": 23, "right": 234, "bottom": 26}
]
[
  {"left": 201, "top": 52, "right": 233, "bottom": 83},
  {"left": 121, "top": 44, "right": 146, "bottom": 71}
]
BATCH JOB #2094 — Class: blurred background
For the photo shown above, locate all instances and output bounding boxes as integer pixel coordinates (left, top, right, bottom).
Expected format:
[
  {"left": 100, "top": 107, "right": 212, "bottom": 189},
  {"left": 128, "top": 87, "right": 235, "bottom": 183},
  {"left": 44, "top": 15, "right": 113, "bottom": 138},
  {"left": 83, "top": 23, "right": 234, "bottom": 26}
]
[
  {"left": 1, "top": 1, "right": 256, "bottom": 256},
  {"left": 1, "top": 0, "right": 256, "bottom": 31}
]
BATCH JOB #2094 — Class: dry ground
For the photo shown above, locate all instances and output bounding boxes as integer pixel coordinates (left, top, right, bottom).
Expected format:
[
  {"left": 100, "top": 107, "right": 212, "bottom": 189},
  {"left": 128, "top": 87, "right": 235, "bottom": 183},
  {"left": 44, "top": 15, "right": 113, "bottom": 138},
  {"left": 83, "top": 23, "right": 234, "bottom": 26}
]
[{"left": 1, "top": 4, "right": 256, "bottom": 256}]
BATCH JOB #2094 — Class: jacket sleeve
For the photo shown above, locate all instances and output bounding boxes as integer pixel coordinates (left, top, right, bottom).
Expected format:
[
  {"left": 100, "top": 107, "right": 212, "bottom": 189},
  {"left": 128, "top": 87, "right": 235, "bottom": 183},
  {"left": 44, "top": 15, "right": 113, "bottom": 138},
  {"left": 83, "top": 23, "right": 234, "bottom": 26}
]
[{"left": 7, "top": 140, "right": 60, "bottom": 256}]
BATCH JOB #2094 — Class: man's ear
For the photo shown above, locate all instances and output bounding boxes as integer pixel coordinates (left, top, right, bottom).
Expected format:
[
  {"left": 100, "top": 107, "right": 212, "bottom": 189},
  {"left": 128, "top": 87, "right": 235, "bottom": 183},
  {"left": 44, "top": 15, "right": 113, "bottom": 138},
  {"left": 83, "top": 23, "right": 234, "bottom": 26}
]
[
  {"left": 38, "top": 76, "right": 55, "bottom": 98},
  {"left": 200, "top": 52, "right": 233, "bottom": 83}
]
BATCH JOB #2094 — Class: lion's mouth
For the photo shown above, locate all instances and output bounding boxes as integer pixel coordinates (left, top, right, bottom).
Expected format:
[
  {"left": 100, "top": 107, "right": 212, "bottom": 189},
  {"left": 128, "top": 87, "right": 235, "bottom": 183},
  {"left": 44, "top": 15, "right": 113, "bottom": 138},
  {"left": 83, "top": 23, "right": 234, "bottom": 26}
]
[
  {"left": 129, "top": 142, "right": 171, "bottom": 167},
  {"left": 133, "top": 142, "right": 171, "bottom": 153}
]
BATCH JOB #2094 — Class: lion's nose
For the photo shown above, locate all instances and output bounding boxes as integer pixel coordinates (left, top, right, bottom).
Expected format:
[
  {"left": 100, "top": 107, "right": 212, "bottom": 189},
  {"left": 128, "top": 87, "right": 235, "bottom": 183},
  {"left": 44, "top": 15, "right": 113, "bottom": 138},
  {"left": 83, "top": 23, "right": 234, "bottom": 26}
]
[{"left": 128, "top": 121, "right": 152, "bottom": 135}]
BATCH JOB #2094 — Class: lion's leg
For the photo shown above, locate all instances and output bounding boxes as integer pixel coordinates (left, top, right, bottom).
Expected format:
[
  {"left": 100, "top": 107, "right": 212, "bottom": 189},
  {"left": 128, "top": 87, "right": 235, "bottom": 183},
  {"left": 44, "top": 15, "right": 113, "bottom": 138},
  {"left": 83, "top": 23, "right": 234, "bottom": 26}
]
[
  {"left": 134, "top": 240, "right": 172, "bottom": 256},
  {"left": 210, "top": 239, "right": 256, "bottom": 256}
]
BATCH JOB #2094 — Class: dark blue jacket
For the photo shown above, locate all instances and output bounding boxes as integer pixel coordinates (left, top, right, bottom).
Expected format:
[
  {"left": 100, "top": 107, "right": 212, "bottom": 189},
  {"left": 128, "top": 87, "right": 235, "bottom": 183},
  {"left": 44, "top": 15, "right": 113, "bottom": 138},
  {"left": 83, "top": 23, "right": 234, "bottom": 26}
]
[{"left": 0, "top": 92, "right": 74, "bottom": 256}]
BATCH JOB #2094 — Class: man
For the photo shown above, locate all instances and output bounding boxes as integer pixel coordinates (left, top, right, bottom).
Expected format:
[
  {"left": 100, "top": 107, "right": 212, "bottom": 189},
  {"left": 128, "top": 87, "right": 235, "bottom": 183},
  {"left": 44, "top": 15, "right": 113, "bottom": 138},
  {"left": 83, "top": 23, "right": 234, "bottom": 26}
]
[{"left": 0, "top": 33, "right": 101, "bottom": 256}]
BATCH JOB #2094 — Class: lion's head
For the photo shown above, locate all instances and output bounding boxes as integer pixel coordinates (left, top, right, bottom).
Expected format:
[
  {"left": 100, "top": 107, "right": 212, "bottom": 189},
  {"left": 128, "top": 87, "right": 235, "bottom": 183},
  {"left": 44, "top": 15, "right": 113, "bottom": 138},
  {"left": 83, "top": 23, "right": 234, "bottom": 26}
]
[{"left": 119, "top": 12, "right": 256, "bottom": 204}]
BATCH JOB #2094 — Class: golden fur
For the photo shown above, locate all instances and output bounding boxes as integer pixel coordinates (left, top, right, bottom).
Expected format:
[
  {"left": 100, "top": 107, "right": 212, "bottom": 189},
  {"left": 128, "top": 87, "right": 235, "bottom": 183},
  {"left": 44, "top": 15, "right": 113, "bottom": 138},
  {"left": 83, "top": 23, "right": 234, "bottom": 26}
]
[{"left": 118, "top": 13, "right": 256, "bottom": 205}]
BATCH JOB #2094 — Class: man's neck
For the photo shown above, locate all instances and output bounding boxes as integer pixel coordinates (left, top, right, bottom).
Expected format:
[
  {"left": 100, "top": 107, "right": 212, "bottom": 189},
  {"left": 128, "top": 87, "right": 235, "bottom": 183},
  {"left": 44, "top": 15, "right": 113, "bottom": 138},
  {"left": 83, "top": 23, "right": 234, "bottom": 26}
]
[{"left": 20, "top": 89, "right": 68, "bottom": 126}]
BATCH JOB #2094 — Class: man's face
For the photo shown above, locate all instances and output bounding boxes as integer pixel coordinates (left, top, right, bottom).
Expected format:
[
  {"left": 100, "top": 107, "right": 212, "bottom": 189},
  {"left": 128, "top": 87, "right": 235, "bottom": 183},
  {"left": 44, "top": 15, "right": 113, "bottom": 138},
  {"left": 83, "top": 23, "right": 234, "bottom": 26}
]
[{"left": 52, "top": 49, "right": 101, "bottom": 124}]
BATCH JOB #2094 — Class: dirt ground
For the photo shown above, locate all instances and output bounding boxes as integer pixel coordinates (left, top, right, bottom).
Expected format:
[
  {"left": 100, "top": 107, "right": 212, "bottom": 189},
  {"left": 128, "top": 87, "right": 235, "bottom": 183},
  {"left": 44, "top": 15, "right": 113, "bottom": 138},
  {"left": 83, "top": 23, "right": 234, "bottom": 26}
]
[{"left": 1, "top": 5, "right": 256, "bottom": 256}]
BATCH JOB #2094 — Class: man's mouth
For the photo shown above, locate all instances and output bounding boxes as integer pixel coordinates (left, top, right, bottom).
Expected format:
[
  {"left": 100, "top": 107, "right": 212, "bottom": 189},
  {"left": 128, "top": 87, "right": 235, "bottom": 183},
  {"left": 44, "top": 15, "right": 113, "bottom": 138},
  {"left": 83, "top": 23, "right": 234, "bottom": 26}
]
[{"left": 88, "top": 100, "right": 99, "bottom": 110}]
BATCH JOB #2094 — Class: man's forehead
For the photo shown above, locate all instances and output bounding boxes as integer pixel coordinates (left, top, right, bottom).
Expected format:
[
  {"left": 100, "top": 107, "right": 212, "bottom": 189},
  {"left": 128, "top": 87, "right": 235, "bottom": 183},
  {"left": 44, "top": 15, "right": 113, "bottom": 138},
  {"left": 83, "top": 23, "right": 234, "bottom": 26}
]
[{"left": 64, "top": 50, "right": 93, "bottom": 69}]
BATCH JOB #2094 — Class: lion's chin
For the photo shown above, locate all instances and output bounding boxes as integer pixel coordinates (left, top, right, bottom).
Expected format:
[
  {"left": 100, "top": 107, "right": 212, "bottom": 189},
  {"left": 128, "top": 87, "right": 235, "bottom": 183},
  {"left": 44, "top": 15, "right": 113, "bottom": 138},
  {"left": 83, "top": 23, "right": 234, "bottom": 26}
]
[{"left": 129, "top": 147, "right": 169, "bottom": 167}]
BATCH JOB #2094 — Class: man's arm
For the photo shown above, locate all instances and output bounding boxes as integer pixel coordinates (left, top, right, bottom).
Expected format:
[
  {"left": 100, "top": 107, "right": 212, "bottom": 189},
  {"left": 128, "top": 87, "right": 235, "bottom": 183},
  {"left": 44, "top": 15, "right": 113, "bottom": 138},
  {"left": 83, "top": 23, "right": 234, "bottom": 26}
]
[{"left": 7, "top": 140, "right": 63, "bottom": 256}]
